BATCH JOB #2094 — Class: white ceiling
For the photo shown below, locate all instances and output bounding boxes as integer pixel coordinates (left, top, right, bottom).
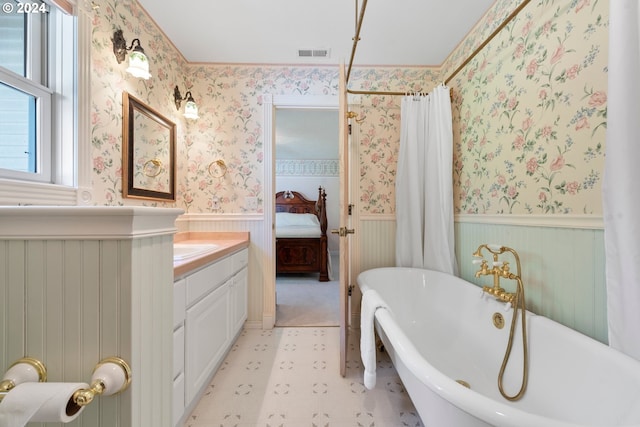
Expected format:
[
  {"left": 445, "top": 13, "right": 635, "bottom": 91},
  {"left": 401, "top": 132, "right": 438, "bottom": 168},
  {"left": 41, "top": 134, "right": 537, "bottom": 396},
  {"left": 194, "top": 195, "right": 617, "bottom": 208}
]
[{"left": 137, "top": 0, "right": 495, "bottom": 66}]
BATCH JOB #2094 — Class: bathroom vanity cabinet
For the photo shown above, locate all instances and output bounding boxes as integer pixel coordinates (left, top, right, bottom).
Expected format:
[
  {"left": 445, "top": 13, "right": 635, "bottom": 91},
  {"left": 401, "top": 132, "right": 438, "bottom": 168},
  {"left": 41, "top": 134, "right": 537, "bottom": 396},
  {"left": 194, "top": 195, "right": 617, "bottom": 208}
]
[{"left": 173, "top": 247, "right": 248, "bottom": 427}]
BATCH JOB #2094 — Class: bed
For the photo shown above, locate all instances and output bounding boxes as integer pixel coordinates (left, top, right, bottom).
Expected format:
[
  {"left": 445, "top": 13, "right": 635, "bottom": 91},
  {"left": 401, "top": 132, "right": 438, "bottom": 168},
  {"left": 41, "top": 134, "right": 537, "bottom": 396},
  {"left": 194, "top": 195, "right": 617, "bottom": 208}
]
[{"left": 275, "top": 187, "right": 329, "bottom": 282}]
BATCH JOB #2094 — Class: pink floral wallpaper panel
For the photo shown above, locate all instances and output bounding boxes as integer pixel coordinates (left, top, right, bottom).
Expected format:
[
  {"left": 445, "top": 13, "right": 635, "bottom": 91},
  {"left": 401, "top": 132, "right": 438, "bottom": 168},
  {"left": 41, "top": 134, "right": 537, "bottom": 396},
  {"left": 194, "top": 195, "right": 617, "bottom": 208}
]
[
  {"left": 179, "top": 65, "right": 340, "bottom": 213},
  {"left": 350, "top": 67, "right": 440, "bottom": 214},
  {"left": 90, "top": 0, "right": 187, "bottom": 206},
  {"left": 89, "top": 0, "right": 607, "bottom": 217},
  {"left": 444, "top": 0, "right": 608, "bottom": 214}
]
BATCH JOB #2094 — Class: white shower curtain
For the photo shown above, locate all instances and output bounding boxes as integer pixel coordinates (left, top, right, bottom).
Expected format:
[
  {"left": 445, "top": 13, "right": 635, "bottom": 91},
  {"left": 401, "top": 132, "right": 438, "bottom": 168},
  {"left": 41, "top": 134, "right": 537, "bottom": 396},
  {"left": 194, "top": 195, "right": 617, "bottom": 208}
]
[
  {"left": 395, "top": 85, "right": 458, "bottom": 275},
  {"left": 604, "top": 0, "right": 640, "bottom": 361}
]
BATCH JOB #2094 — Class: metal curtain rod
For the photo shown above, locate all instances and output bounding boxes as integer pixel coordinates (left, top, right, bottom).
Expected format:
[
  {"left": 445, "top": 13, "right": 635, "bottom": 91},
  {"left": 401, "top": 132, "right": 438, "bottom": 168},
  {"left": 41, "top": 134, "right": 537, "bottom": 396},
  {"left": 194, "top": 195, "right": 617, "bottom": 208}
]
[
  {"left": 345, "top": 0, "right": 531, "bottom": 96},
  {"left": 346, "top": 0, "right": 368, "bottom": 84}
]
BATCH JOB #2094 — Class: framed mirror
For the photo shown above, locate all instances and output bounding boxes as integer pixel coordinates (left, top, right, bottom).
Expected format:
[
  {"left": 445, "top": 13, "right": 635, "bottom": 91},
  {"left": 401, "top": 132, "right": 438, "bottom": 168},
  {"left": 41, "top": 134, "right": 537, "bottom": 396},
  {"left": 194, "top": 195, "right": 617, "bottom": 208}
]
[{"left": 122, "top": 92, "right": 176, "bottom": 201}]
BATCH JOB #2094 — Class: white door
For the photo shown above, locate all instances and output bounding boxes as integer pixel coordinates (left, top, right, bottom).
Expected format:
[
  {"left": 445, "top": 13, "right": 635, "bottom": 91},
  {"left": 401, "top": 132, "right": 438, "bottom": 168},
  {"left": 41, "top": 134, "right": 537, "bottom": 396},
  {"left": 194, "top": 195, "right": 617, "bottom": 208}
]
[{"left": 335, "top": 61, "right": 353, "bottom": 377}]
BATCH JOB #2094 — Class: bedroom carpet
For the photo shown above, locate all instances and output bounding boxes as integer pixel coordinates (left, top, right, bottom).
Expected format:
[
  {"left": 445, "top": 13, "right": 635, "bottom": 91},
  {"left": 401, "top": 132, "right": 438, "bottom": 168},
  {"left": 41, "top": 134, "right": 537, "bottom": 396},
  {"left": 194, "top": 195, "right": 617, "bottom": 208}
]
[{"left": 275, "top": 275, "right": 340, "bottom": 327}]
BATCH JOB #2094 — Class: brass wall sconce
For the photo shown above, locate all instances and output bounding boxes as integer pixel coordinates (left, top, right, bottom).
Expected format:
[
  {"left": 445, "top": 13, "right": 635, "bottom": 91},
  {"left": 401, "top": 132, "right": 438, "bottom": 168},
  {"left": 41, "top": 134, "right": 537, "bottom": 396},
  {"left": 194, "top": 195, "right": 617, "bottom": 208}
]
[
  {"left": 174, "top": 86, "right": 199, "bottom": 120},
  {"left": 112, "top": 29, "right": 151, "bottom": 80}
]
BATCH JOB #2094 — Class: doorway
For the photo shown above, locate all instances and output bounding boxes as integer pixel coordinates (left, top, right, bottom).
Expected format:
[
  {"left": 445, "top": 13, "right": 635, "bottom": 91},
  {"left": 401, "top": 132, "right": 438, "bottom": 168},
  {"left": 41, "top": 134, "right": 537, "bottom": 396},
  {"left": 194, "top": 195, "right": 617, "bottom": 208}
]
[
  {"left": 274, "top": 108, "right": 340, "bottom": 326},
  {"left": 261, "top": 94, "right": 339, "bottom": 329}
]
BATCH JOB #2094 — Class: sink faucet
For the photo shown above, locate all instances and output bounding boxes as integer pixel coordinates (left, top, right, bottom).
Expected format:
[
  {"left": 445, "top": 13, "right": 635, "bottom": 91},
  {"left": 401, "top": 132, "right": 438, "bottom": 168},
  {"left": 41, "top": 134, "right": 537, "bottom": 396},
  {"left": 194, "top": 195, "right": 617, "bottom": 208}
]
[{"left": 473, "top": 244, "right": 521, "bottom": 305}]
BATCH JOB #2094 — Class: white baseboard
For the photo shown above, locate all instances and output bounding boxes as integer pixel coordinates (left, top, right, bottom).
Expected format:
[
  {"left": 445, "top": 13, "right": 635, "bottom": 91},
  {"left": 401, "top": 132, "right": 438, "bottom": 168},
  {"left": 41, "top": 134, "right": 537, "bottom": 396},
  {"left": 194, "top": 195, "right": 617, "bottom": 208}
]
[{"left": 261, "top": 315, "right": 275, "bottom": 330}]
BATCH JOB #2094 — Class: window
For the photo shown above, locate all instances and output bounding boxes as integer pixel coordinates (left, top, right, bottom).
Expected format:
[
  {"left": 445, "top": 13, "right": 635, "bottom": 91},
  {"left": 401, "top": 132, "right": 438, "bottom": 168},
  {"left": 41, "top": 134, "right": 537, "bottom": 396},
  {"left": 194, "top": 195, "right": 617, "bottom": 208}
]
[
  {"left": 0, "top": 0, "right": 76, "bottom": 192},
  {"left": 0, "top": 83, "right": 39, "bottom": 174}
]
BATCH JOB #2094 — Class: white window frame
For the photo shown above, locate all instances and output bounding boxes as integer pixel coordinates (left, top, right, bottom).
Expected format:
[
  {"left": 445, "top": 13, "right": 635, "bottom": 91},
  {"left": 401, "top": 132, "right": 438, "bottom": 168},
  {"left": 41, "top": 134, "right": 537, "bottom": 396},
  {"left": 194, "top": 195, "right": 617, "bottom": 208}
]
[
  {"left": 0, "top": 2, "right": 89, "bottom": 205},
  {"left": 0, "top": 69, "right": 53, "bottom": 183}
]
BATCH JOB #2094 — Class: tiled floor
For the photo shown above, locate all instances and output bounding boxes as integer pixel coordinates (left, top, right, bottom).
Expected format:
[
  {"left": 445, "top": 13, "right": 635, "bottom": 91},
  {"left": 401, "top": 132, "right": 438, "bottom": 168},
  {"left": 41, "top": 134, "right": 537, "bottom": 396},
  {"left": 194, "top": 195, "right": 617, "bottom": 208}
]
[{"left": 182, "top": 327, "right": 424, "bottom": 427}]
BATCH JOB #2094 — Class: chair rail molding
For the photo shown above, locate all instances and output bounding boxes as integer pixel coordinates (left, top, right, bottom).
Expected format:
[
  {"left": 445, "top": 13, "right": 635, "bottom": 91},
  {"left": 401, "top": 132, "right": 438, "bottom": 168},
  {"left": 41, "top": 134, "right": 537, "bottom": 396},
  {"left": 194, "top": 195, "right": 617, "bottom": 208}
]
[{"left": 0, "top": 206, "right": 184, "bottom": 239}]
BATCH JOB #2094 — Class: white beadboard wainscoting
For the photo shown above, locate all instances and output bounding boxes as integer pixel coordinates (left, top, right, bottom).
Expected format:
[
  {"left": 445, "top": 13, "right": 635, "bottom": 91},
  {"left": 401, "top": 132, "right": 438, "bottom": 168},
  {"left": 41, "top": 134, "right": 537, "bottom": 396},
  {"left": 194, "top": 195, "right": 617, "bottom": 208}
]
[
  {"left": 354, "top": 214, "right": 607, "bottom": 344},
  {"left": 456, "top": 215, "right": 607, "bottom": 344},
  {"left": 0, "top": 207, "right": 183, "bottom": 427},
  {"left": 176, "top": 212, "right": 607, "bottom": 344},
  {"left": 358, "top": 215, "right": 397, "bottom": 271}
]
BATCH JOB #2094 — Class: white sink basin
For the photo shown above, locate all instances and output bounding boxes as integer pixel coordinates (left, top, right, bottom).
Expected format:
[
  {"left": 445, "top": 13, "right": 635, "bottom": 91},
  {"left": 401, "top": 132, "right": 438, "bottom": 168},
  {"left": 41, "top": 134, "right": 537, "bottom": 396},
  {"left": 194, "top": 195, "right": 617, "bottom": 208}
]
[{"left": 173, "top": 243, "right": 220, "bottom": 261}]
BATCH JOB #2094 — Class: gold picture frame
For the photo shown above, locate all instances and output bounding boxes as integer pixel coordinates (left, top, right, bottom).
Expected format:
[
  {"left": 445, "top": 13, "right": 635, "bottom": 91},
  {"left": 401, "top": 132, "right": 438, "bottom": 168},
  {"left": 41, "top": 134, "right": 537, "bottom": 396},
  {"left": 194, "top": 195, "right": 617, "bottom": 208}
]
[{"left": 122, "top": 92, "right": 176, "bottom": 201}]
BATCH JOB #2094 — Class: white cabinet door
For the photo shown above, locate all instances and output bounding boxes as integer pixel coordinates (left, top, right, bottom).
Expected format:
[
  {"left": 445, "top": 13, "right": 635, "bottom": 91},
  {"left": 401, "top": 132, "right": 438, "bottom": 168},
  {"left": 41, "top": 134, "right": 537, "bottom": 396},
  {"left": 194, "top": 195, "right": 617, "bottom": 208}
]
[
  {"left": 173, "top": 279, "right": 186, "bottom": 426},
  {"left": 185, "top": 280, "right": 230, "bottom": 403},
  {"left": 230, "top": 266, "right": 248, "bottom": 335},
  {"left": 173, "top": 326, "right": 185, "bottom": 379}
]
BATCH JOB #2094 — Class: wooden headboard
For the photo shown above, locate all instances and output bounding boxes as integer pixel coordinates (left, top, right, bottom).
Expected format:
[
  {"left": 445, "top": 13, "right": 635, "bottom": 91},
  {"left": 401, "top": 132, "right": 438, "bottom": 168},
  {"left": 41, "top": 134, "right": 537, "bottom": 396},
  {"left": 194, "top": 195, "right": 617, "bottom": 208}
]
[
  {"left": 275, "top": 190, "right": 316, "bottom": 213},
  {"left": 275, "top": 187, "right": 328, "bottom": 233}
]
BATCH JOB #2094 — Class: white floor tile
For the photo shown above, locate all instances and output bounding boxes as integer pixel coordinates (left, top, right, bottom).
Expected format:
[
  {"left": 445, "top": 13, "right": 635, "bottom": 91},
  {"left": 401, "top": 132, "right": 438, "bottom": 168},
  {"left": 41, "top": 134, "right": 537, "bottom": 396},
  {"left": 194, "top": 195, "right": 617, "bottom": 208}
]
[{"left": 182, "top": 327, "right": 424, "bottom": 427}]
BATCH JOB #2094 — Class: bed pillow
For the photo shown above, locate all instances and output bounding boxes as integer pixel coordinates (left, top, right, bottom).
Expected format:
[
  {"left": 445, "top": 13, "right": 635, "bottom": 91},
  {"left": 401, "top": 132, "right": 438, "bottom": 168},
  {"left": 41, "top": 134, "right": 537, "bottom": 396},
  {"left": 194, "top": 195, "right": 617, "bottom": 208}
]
[{"left": 276, "top": 212, "right": 320, "bottom": 227}]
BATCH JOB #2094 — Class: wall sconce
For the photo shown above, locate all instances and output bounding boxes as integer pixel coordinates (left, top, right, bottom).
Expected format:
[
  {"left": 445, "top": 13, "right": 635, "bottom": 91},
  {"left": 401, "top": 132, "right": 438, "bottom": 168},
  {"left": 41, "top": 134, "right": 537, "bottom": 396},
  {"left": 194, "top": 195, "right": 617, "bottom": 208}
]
[
  {"left": 112, "top": 29, "right": 151, "bottom": 80},
  {"left": 174, "top": 86, "right": 199, "bottom": 120}
]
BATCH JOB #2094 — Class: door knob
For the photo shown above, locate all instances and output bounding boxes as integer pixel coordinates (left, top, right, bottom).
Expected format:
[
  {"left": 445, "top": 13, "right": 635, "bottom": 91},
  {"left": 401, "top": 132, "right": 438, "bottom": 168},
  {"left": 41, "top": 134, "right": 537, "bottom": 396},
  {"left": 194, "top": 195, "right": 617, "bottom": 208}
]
[{"left": 331, "top": 227, "right": 355, "bottom": 237}]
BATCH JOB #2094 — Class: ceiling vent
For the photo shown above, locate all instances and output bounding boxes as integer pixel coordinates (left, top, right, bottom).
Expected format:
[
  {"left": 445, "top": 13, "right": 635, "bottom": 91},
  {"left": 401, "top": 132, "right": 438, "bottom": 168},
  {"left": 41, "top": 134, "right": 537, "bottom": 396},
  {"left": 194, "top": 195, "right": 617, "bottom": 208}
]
[{"left": 298, "top": 48, "right": 330, "bottom": 58}]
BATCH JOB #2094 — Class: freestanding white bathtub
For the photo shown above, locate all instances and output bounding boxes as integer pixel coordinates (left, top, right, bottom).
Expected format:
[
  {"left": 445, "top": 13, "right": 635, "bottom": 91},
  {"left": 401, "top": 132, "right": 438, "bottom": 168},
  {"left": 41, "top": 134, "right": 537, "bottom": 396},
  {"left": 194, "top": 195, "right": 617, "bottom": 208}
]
[{"left": 357, "top": 267, "right": 640, "bottom": 427}]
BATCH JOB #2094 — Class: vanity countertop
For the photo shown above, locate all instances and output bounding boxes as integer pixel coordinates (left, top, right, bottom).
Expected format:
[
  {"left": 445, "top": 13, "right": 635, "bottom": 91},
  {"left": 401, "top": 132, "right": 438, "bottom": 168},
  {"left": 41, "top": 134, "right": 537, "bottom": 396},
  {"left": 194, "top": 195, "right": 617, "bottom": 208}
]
[{"left": 173, "top": 231, "right": 250, "bottom": 279}]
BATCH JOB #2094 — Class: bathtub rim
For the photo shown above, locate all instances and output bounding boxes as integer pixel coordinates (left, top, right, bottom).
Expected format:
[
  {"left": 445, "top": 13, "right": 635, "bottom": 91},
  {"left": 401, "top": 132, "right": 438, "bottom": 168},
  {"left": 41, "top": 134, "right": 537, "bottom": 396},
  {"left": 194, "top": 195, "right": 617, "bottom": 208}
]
[
  {"left": 358, "top": 267, "right": 640, "bottom": 427},
  {"left": 374, "top": 308, "right": 566, "bottom": 427}
]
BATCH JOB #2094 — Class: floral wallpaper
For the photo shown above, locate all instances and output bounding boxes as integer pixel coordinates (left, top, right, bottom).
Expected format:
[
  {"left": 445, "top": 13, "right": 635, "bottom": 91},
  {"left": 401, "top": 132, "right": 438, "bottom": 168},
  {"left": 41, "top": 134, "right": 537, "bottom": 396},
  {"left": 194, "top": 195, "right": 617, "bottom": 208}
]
[
  {"left": 351, "top": 68, "right": 440, "bottom": 214},
  {"left": 88, "top": 0, "right": 608, "bottom": 217},
  {"left": 179, "top": 65, "right": 339, "bottom": 213},
  {"left": 443, "top": 0, "right": 608, "bottom": 214},
  {"left": 90, "top": 0, "right": 186, "bottom": 206},
  {"left": 89, "top": 0, "right": 433, "bottom": 212}
]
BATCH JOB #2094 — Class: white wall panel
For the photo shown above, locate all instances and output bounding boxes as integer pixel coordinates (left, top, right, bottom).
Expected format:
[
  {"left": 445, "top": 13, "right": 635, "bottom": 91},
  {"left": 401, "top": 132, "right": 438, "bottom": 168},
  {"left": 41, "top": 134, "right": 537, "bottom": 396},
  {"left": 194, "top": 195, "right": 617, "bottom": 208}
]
[
  {"left": 178, "top": 210, "right": 608, "bottom": 345},
  {"left": 358, "top": 217, "right": 396, "bottom": 272},
  {"left": 352, "top": 215, "right": 607, "bottom": 344},
  {"left": 0, "top": 207, "right": 180, "bottom": 427},
  {"left": 455, "top": 221, "right": 607, "bottom": 344}
]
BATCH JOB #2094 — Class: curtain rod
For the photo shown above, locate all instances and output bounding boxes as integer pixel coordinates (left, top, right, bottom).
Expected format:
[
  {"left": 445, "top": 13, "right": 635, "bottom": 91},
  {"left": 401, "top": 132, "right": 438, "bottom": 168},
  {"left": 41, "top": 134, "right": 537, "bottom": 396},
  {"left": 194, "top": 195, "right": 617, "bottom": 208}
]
[
  {"left": 346, "top": 0, "right": 531, "bottom": 96},
  {"left": 346, "top": 0, "right": 368, "bottom": 84}
]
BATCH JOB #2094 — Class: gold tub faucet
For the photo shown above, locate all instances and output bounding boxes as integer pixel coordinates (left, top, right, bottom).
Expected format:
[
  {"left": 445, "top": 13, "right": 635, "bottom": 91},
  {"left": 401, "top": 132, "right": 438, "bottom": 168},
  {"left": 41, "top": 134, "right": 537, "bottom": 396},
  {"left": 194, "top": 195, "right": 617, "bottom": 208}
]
[
  {"left": 472, "top": 243, "right": 529, "bottom": 401},
  {"left": 473, "top": 244, "right": 521, "bottom": 305}
]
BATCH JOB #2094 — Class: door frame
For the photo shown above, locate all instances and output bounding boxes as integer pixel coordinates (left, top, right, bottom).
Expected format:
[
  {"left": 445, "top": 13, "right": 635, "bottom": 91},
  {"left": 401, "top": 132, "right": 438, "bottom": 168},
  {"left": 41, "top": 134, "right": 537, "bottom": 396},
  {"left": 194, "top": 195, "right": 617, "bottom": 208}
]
[{"left": 262, "top": 94, "right": 339, "bottom": 328}]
